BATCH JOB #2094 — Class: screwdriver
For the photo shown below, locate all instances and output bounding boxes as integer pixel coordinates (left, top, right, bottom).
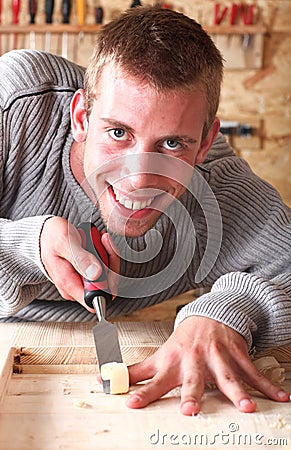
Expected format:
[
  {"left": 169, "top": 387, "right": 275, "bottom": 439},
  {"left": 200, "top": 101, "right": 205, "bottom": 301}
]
[{"left": 78, "top": 222, "right": 123, "bottom": 394}]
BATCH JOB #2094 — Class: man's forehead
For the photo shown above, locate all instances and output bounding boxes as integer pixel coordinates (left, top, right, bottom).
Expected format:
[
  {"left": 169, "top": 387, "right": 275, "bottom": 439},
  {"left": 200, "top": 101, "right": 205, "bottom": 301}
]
[{"left": 94, "top": 61, "right": 204, "bottom": 101}]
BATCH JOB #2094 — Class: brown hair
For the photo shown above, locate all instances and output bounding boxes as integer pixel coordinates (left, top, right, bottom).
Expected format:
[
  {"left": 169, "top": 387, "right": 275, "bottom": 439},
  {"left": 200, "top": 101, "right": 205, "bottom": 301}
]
[{"left": 84, "top": 5, "right": 223, "bottom": 138}]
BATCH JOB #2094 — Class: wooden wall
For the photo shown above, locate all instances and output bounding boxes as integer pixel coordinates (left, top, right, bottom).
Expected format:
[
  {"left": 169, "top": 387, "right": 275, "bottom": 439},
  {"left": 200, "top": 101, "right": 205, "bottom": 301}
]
[{"left": 0, "top": 0, "right": 290, "bottom": 206}]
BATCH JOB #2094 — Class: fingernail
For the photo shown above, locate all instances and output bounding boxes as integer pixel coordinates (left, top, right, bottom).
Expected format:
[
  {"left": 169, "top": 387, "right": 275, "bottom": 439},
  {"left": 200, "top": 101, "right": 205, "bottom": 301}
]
[
  {"left": 129, "top": 394, "right": 142, "bottom": 404},
  {"left": 181, "top": 401, "right": 199, "bottom": 416},
  {"left": 85, "top": 264, "right": 99, "bottom": 280},
  {"left": 277, "top": 390, "right": 288, "bottom": 400},
  {"left": 239, "top": 398, "right": 255, "bottom": 408}
]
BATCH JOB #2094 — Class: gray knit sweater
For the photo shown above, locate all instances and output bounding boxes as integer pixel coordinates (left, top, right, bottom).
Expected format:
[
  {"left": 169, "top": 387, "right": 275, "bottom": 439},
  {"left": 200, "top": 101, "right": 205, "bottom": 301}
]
[{"left": 0, "top": 50, "right": 290, "bottom": 352}]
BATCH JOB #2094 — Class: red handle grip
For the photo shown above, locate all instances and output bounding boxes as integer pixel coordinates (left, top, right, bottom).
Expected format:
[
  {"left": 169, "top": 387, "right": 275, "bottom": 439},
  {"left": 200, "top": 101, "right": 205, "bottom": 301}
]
[
  {"left": 12, "top": 0, "right": 20, "bottom": 24},
  {"left": 78, "top": 222, "right": 112, "bottom": 308}
]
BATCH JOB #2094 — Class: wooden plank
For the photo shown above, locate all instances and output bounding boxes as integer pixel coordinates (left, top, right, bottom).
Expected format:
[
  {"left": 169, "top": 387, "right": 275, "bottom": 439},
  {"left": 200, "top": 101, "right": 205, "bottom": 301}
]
[
  {"left": 0, "top": 322, "right": 290, "bottom": 450},
  {"left": 0, "top": 347, "right": 15, "bottom": 404}
]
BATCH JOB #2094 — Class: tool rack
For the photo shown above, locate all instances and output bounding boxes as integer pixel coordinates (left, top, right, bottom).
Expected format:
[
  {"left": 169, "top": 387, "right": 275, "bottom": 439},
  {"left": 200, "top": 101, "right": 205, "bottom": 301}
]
[{"left": 0, "top": 23, "right": 267, "bottom": 67}]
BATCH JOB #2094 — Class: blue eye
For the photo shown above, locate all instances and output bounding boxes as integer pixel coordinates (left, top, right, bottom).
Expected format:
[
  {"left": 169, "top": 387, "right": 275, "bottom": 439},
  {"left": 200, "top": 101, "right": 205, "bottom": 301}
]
[
  {"left": 109, "top": 128, "right": 127, "bottom": 140},
  {"left": 164, "top": 139, "right": 181, "bottom": 150}
]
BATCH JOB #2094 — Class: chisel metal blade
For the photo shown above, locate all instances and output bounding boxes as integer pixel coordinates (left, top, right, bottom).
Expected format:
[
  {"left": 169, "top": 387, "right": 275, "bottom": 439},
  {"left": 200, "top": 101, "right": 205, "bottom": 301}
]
[{"left": 92, "top": 296, "right": 123, "bottom": 394}]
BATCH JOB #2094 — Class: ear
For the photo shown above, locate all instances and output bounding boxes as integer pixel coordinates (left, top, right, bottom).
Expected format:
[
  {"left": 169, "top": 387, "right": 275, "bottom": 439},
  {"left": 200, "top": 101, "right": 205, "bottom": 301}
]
[
  {"left": 196, "top": 117, "right": 220, "bottom": 165},
  {"left": 70, "top": 89, "right": 88, "bottom": 143}
]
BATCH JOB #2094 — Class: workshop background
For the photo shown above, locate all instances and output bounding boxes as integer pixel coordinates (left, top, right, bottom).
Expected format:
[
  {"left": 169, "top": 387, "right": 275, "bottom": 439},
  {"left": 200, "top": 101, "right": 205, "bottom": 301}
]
[{"left": 0, "top": 0, "right": 290, "bottom": 207}]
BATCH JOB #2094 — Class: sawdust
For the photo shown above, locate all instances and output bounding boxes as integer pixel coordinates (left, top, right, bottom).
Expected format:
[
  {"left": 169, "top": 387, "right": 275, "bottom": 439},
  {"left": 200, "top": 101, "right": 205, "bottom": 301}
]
[
  {"left": 269, "top": 415, "right": 291, "bottom": 431},
  {"left": 74, "top": 400, "right": 91, "bottom": 408}
]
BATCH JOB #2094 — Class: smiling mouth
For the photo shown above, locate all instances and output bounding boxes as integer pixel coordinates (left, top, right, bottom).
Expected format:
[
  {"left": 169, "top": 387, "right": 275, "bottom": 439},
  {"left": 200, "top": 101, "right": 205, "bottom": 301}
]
[{"left": 111, "top": 185, "right": 159, "bottom": 211}]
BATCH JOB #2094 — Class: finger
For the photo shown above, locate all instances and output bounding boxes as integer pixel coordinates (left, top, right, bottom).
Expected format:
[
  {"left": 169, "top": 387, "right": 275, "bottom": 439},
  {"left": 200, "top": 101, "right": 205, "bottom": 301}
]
[
  {"left": 233, "top": 348, "right": 290, "bottom": 403},
  {"left": 210, "top": 354, "right": 257, "bottom": 413},
  {"left": 128, "top": 357, "right": 157, "bottom": 385},
  {"left": 67, "top": 224, "right": 102, "bottom": 280},
  {"left": 48, "top": 256, "right": 82, "bottom": 301},
  {"left": 101, "top": 233, "right": 120, "bottom": 298},
  {"left": 180, "top": 357, "right": 206, "bottom": 416},
  {"left": 126, "top": 370, "right": 176, "bottom": 410},
  {"left": 47, "top": 255, "right": 94, "bottom": 312}
]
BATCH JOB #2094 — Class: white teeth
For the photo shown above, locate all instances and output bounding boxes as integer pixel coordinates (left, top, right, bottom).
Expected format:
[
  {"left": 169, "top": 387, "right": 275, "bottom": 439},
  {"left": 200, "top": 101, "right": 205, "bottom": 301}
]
[{"left": 112, "top": 186, "right": 154, "bottom": 211}]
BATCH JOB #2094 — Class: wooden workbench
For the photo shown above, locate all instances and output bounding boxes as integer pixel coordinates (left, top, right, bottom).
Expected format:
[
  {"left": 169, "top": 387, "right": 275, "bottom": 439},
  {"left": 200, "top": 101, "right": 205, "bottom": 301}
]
[{"left": 0, "top": 321, "right": 290, "bottom": 450}]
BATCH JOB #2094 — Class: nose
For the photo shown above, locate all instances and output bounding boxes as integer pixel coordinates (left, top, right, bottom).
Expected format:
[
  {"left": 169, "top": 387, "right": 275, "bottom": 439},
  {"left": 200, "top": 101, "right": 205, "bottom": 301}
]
[{"left": 122, "top": 144, "right": 162, "bottom": 190}]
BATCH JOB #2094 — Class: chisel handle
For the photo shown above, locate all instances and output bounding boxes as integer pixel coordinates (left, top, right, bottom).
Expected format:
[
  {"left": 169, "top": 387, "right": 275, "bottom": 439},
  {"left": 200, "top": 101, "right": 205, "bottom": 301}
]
[
  {"left": 78, "top": 222, "right": 112, "bottom": 308},
  {"left": 77, "top": 0, "right": 85, "bottom": 26},
  {"left": 29, "top": 0, "right": 37, "bottom": 24},
  {"left": 62, "top": 0, "right": 71, "bottom": 24},
  {"left": 45, "top": 0, "right": 54, "bottom": 23},
  {"left": 95, "top": 6, "right": 103, "bottom": 24},
  {"left": 12, "top": 0, "right": 20, "bottom": 24}
]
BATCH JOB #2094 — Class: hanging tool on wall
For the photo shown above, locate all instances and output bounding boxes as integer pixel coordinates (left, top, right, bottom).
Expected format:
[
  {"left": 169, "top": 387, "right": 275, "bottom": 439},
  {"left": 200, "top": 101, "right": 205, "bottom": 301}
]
[
  {"left": 61, "top": 0, "right": 71, "bottom": 58},
  {"left": 76, "top": 0, "right": 85, "bottom": 59},
  {"left": 28, "top": 0, "right": 37, "bottom": 49},
  {"left": 213, "top": 3, "right": 228, "bottom": 44},
  {"left": 12, "top": 0, "right": 20, "bottom": 49},
  {"left": 241, "top": 3, "right": 254, "bottom": 50},
  {"left": 45, "top": 0, "right": 54, "bottom": 52},
  {"left": 224, "top": 3, "right": 238, "bottom": 47},
  {"left": 77, "top": 0, "right": 85, "bottom": 25},
  {"left": 130, "top": 0, "right": 142, "bottom": 7},
  {"left": 95, "top": 6, "right": 103, "bottom": 24},
  {"left": 214, "top": 3, "right": 228, "bottom": 25}
]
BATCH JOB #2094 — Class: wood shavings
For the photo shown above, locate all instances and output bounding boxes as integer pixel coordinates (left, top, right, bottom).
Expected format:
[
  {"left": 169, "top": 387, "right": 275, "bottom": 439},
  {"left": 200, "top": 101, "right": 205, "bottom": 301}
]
[
  {"left": 74, "top": 400, "right": 90, "bottom": 408},
  {"left": 253, "top": 356, "right": 285, "bottom": 385},
  {"left": 269, "top": 415, "right": 291, "bottom": 431}
]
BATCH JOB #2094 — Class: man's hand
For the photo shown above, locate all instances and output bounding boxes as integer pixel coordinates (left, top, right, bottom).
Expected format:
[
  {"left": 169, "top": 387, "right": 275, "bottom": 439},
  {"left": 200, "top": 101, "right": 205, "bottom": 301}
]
[
  {"left": 127, "top": 316, "right": 290, "bottom": 415},
  {"left": 40, "top": 217, "right": 119, "bottom": 311}
]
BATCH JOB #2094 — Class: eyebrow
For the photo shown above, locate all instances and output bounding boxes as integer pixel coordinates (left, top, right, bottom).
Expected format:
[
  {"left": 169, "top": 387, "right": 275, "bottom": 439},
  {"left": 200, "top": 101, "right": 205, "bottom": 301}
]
[
  {"left": 165, "top": 135, "right": 197, "bottom": 145},
  {"left": 100, "top": 117, "right": 197, "bottom": 145},
  {"left": 100, "top": 118, "right": 135, "bottom": 134}
]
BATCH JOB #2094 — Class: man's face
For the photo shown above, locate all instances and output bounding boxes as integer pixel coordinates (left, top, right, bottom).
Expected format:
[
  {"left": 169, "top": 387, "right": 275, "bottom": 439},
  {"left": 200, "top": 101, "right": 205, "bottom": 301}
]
[{"left": 81, "top": 63, "right": 217, "bottom": 237}]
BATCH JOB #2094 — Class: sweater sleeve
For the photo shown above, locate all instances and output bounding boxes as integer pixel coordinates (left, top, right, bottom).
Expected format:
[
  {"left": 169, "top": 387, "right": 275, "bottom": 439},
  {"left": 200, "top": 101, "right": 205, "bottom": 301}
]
[
  {"left": 175, "top": 144, "right": 291, "bottom": 353},
  {"left": 0, "top": 217, "right": 54, "bottom": 316},
  {"left": 174, "top": 271, "right": 291, "bottom": 352},
  {"left": 0, "top": 50, "right": 86, "bottom": 318}
]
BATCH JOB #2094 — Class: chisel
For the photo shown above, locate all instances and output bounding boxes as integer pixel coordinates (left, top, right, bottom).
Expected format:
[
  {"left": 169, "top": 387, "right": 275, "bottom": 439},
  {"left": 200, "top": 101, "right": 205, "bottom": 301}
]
[
  {"left": 77, "top": 0, "right": 85, "bottom": 26},
  {"left": 28, "top": 0, "right": 37, "bottom": 49},
  {"left": 76, "top": 0, "right": 85, "bottom": 60},
  {"left": 61, "top": 0, "right": 71, "bottom": 58},
  {"left": 45, "top": 0, "right": 54, "bottom": 52},
  {"left": 95, "top": 6, "right": 103, "bottom": 24},
  {"left": 12, "top": 0, "right": 20, "bottom": 49},
  {"left": 78, "top": 222, "right": 123, "bottom": 394}
]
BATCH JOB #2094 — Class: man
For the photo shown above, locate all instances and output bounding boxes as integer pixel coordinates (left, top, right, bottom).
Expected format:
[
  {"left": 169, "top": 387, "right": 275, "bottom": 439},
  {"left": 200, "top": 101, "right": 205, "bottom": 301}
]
[{"left": 0, "top": 6, "right": 290, "bottom": 416}]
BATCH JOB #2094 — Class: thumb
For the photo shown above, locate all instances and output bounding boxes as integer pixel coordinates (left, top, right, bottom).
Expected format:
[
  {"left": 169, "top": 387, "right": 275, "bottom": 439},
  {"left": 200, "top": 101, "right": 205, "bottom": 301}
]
[{"left": 69, "top": 225, "right": 103, "bottom": 281}]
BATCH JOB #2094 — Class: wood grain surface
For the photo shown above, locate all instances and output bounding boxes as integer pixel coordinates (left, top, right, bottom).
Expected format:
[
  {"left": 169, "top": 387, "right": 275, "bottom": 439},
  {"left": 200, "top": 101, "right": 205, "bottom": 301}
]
[{"left": 0, "top": 321, "right": 290, "bottom": 450}]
